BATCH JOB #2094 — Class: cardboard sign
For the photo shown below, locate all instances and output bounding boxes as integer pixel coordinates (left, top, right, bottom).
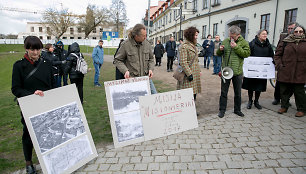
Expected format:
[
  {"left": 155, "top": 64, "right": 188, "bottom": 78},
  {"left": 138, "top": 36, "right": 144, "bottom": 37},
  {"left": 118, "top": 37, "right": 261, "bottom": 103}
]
[
  {"left": 104, "top": 76, "right": 151, "bottom": 148},
  {"left": 243, "top": 57, "right": 275, "bottom": 79},
  {"left": 139, "top": 88, "right": 198, "bottom": 141},
  {"left": 18, "top": 84, "right": 97, "bottom": 174}
]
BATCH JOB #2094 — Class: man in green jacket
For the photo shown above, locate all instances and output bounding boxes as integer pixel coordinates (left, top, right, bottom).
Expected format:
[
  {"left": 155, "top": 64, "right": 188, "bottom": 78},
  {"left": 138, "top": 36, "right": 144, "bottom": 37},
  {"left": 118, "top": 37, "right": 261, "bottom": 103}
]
[{"left": 217, "top": 25, "right": 251, "bottom": 118}]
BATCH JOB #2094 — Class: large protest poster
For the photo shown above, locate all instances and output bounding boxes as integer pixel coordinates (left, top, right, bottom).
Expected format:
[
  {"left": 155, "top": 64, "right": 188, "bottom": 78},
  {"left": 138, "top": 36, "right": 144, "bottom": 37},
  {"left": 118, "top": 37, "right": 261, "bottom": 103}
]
[
  {"left": 243, "top": 57, "right": 275, "bottom": 79},
  {"left": 139, "top": 88, "right": 198, "bottom": 141},
  {"left": 18, "top": 84, "right": 97, "bottom": 174},
  {"left": 104, "top": 76, "right": 151, "bottom": 148}
]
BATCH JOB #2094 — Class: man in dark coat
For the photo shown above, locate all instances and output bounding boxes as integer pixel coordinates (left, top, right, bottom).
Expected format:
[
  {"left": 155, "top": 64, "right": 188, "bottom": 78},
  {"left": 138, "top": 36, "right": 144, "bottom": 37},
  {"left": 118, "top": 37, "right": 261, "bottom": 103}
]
[
  {"left": 165, "top": 36, "right": 176, "bottom": 72},
  {"left": 153, "top": 40, "right": 165, "bottom": 66},
  {"left": 54, "top": 41, "right": 68, "bottom": 87},
  {"left": 202, "top": 34, "right": 214, "bottom": 69}
]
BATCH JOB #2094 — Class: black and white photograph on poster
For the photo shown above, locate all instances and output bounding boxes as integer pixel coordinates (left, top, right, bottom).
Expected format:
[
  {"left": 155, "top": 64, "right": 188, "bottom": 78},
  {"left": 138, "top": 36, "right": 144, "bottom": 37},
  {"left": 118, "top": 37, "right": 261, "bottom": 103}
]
[
  {"left": 114, "top": 110, "right": 144, "bottom": 142},
  {"left": 110, "top": 80, "right": 149, "bottom": 115},
  {"left": 243, "top": 57, "right": 275, "bottom": 79},
  {"left": 30, "top": 102, "right": 85, "bottom": 153},
  {"left": 43, "top": 135, "right": 93, "bottom": 174}
]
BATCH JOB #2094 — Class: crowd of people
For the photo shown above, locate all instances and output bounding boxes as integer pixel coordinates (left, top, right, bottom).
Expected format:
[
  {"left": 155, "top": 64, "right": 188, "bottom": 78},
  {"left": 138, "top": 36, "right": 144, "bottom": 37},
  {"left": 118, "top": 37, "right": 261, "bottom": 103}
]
[{"left": 11, "top": 22, "right": 305, "bottom": 174}]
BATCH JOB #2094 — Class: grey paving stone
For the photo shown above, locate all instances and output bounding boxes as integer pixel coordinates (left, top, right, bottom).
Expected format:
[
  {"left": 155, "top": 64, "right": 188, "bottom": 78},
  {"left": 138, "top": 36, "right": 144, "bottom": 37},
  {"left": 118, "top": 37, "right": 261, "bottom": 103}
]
[
  {"left": 140, "top": 151, "right": 151, "bottom": 157},
  {"left": 277, "top": 159, "right": 297, "bottom": 167},
  {"left": 118, "top": 157, "right": 130, "bottom": 164},
  {"left": 155, "top": 156, "right": 167, "bottom": 162},
  {"left": 160, "top": 163, "right": 174, "bottom": 170},
  {"left": 84, "top": 164, "right": 99, "bottom": 171},
  {"left": 130, "top": 156, "right": 142, "bottom": 163},
  {"left": 105, "top": 157, "right": 119, "bottom": 164},
  {"left": 181, "top": 155, "right": 193, "bottom": 162},
  {"left": 260, "top": 168, "right": 276, "bottom": 174},
  {"left": 98, "top": 164, "right": 110, "bottom": 171},
  {"left": 109, "top": 164, "right": 122, "bottom": 171},
  {"left": 264, "top": 159, "right": 279, "bottom": 167},
  {"left": 207, "top": 170, "right": 222, "bottom": 174},
  {"left": 133, "top": 163, "right": 148, "bottom": 170},
  {"left": 148, "top": 163, "right": 159, "bottom": 171},
  {"left": 168, "top": 156, "right": 180, "bottom": 162},
  {"left": 212, "top": 161, "right": 227, "bottom": 169},
  {"left": 121, "top": 164, "right": 135, "bottom": 171},
  {"left": 275, "top": 168, "right": 292, "bottom": 174},
  {"left": 289, "top": 167, "right": 306, "bottom": 174},
  {"left": 200, "top": 162, "right": 214, "bottom": 169},
  {"left": 205, "top": 155, "right": 218, "bottom": 161},
  {"left": 181, "top": 171, "right": 195, "bottom": 174},
  {"left": 223, "top": 169, "right": 246, "bottom": 174},
  {"left": 188, "top": 162, "right": 202, "bottom": 170}
]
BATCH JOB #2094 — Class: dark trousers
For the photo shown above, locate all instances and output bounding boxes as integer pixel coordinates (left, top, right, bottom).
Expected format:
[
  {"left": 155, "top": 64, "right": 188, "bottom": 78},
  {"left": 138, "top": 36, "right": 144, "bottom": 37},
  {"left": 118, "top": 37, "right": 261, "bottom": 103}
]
[
  {"left": 70, "top": 78, "right": 84, "bottom": 103},
  {"left": 280, "top": 82, "right": 306, "bottom": 112},
  {"left": 115, "top": 67, "right": 125, "bottom": 80},
  {"left": 274, "top": 80, "right": 281, "bottom": 101},
  {"left": 155, "top": 57, "right": 161, "bottom": 66},
  {"left": 22, "top": 121, "right": 33, "bottom": 161},
  {"left": 58, "top": 73, "right": 68, "bottom": 87},
  {"left": 219, "top": 75, "right": 242, "bottom": 112},
  {"left": 167, "top": 56, "right": 174, "bottom": 70}
]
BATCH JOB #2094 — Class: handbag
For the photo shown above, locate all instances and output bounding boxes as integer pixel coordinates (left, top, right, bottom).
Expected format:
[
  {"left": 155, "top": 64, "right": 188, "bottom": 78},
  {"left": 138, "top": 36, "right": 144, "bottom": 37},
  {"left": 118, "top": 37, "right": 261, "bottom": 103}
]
[
  {"left": 173, "top": 54, "right": 197, "bottom": 82},
  {"left": 198, "top": 48, "right": 206, "bottom": 57}
]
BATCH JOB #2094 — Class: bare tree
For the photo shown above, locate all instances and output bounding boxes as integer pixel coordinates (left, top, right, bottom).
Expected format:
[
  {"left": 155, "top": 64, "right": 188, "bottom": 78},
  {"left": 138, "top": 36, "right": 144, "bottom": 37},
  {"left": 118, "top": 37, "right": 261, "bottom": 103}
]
[
  {"left": 110, "top": 0, "right": 128, "bottom": 32},
  {"left": 42, "top": 8, "right": 74, "bottom": 40},
  {"left": 78, "top": 4, "right": 109, "bottom": 39}
]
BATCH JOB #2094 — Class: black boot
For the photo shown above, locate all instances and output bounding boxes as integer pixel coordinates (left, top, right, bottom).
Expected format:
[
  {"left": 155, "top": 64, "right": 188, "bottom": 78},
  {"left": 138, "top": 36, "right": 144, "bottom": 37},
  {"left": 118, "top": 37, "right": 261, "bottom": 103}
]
[
  {"left": 247, "top": 100, "right": 252, "bottom": 109},
  {"left": 254, "top": 101, "right": 262, "bottom": 110}
]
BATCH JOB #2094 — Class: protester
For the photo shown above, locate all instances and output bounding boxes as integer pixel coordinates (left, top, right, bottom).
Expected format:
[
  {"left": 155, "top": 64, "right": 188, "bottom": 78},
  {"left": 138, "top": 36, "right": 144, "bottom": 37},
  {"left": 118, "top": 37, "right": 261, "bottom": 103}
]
[
  {"left": 41, "top": 43, "right": 66, "bottom": 87},
  {"left": 54, "top": 41, "right": 68, "bottom": 86},
  {"left": 92, "top": 40, "right": 104, "bottom": 86},
  {"left": 114, "top": 24, "right": 157, "bottom": 94},
  {"left": 274, "top": 25, "right": 306, "bottom": 117},
  {"left": 177, "top": 38, "right": 184, "bottom": 63},
  {"left": 272, "top": 22, "right": 299, "bottom": 105},
  {"left": 153, "top": 40, "right": 165, "bottom": 66},
  {"left": 242, "top": 29, "right": 274, "bottom": 109},
  {"left": 12, "top": 36, "right": 55, "bottom": 174},
  {"left": 217, "top": 25, "right": 251, "bottom": 118},
  {"left": 165, "top": 36, "right": 176, "bottom": 72},
  {"left": 114, "top": 39, "right": 125, "bottom": 80},
  {"left": 212, "top": 35, "right": 222, "bottom": 75},
  {"left": 65, "top": 42, "right": 85, "bottom": 103},
  {"left": 202, "top": 34, "right": 214, "bottom": 69},
  {"left": 178, "top": 27, "right": 201, "bottom": 101}
]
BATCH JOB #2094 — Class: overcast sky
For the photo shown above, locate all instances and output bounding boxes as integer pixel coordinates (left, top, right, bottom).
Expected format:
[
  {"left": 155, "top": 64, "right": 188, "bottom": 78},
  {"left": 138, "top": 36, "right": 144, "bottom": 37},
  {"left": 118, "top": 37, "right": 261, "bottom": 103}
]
[{"left": 0, "top": 0, "right": 160, "bottom": 35}]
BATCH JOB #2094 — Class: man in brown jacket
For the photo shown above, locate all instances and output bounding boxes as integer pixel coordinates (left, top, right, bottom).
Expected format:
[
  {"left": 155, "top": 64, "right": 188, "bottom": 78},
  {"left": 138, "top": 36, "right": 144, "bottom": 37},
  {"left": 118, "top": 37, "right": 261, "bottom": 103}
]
[{"left": 114, "top": 24, "right": 156, "bottom": 93}]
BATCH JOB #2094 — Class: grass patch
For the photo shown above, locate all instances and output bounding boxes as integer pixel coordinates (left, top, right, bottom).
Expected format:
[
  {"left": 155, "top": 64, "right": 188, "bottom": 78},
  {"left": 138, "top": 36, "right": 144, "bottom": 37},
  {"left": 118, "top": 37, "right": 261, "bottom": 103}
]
[{"left": 0, "top": 50, "right": 172, "bottom": 173}]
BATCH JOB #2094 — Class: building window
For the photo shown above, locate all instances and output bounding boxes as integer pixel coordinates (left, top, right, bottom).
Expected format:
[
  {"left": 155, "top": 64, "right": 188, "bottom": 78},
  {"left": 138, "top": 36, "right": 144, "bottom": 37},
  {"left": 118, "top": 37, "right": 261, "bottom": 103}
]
[
  {"left": 213, "top": 23, "right": 218, "bottom": 37},
  {"left": 47, "top": 36, "right": 51, "bottom": 40},
  {"left": 63, "top": 37, "right": 67, "bottom": 39},
  {"left": 166, "top": 14, "right": 168, "bottom": 25},
  {"left": 70, "top": 37, "right": 74, "bottom": 39},
  {"left": 78, "top": 37, "right": 82, "bottom": 39},
  {"left": 78, "top": 28, "right": 82, "bottom": 33},
  {"left": 203, "top": 0, "right": 208, "bottom": 9},
  {"left": 169, "top": 12, "right": 172, "bottom": 23},
  {"left": 260, "top": 14, "right": 270, "bottom": 31},
  {"left": 31, "top": 27, "right": 34, "bottom": 32},
  {"left": 283, "top": 8, "right": 297, "bottom": 33},
  {"left": 70, "top": 27, "right": 74, "bottom": 35},
  {"left": 93, "top": 28, "right": 96, "bottom": 33},
  {"left": 92, "top": 37, "right": 96, "bottom": 39},
  {"left": 212, "top": 0, "right": 220, "bottom": 7},
  {"left": 39, "top": 27, "right": 42, "bottom": 32},
  {"left": 184, "top": 0, "right": 187, "bottom": 9},
  {"left": 202, "top": 25, "right": 207, "bottom": 39},
  {"left": 194, "top": 0, "right": 198, "bottom": 11},
  {"left": 47, "top": 27, "right": 50, "bottom": 33},
  {"left": 39, "top": 36, "right": 43, "bottom": 39},
  {"left": 100, "top": 28, "right": 103, "bottom": 32}
]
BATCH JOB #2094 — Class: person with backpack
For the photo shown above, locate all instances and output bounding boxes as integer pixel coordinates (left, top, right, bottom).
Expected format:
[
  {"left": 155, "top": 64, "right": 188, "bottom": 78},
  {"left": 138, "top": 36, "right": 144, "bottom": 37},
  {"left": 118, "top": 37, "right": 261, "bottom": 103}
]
[
  {"left": 65, "top": 42, "right": 85, "bottom": 103},
  {"left": 92, "top": 40, "right": 104, "bottom": 87},
  {"left": 114, "top": 39, "right": 125, "bottom": 80}
]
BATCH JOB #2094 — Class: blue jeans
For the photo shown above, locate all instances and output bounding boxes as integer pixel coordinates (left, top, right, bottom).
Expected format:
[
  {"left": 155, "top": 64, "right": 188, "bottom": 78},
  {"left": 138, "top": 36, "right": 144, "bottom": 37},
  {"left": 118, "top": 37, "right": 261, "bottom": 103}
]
[
  {"left": 204, "top": 56, "right": 211, "bottom": 68},
  {"left": 58, "top": 74, "right": 68, "bottom": 87},
  {"left": 150, "top": 79, "right": 157, "bottom": 94},
  {"left": 94, "top": 63, "right": 102, "bottom": 85},
  {"left": 213, "top": 56, "right": 222, "bottom": 74}
]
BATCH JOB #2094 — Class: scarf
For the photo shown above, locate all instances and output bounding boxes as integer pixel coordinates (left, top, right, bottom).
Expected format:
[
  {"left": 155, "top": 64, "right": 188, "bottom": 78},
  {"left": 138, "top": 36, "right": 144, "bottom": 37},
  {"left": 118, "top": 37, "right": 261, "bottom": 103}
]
[
  {"left": 283, "top": 34, "right": 305, "bottom": 44},
  {"left": 24, "top": 53, "right": 34, "bottom": 65}
]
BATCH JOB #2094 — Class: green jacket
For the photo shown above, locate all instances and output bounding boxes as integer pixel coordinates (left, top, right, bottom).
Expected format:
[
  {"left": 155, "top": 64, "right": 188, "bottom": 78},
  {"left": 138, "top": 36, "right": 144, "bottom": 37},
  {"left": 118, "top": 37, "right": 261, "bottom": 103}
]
[
  {"left": 114, "top": 37, "right": 154, "bottom": 77},
  {"left": 217, "top": 36, "right": 250, "bottom": 75}
]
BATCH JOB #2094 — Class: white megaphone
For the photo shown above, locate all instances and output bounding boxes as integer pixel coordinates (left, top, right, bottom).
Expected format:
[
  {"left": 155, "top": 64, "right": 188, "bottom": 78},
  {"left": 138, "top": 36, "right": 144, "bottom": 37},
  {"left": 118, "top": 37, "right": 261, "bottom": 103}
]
[{"left": 221, "top": 66, "right": 234, "bottom": 83}]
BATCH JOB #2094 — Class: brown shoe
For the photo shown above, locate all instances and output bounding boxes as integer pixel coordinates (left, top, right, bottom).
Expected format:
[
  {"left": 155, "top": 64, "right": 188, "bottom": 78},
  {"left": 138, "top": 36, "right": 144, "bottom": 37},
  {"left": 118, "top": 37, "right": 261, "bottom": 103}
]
[
  {"left": 278, "top": 108, "right": 287, "bottom": 114},
  {"left": 295, "top": 112, "right": 305, "bottom": 117}
]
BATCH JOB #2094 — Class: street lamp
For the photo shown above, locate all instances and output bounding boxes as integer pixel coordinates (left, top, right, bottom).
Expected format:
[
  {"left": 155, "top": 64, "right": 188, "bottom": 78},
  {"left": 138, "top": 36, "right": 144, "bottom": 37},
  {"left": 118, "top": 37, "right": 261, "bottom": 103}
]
[{"left": 179, "top": 3, "right": 183, "bottom": 40}]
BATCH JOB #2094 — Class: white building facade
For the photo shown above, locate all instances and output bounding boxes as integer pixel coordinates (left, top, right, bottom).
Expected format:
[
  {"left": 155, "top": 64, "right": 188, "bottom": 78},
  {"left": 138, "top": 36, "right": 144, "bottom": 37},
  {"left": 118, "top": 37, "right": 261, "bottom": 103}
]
[{"left": 150, "top": 0, "right": 305, "bottom": 46}]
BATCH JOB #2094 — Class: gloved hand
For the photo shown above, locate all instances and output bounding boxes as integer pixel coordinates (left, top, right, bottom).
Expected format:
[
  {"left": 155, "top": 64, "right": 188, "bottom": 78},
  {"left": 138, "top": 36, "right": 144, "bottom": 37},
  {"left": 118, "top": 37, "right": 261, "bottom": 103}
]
[
  {"left": 187, "top": 74, "right": 193, "bottom": 82},
  {"left": 62, "top": 60, "right": 66, "bottom": 64}
]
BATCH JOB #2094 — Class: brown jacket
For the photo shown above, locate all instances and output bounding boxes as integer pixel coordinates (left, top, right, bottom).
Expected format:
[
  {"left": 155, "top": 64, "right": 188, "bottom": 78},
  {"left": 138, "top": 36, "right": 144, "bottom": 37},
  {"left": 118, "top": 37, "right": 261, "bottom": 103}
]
[
  {"left": 114, "top": 38, "right": 154, "bottom": 77},
  {"left": 274, "top": 37, "right": 306, "bottom": 84}
]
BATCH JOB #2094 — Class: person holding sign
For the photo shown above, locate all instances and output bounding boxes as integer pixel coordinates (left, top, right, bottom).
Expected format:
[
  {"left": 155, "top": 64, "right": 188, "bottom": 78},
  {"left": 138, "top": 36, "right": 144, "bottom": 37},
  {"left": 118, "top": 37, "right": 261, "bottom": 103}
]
[
  {"left": 242, "top": 29, "right": 274, "bottom": 109},
  {"left": 274, "top": 25, "right": 306, "bottom": 117},
  {"left": 217, "top": 25, "right": 251, "bottom": 118},
  {"left": 12, "top": 36, "right": 56, "bottom": 174},
  {"left": 178, "top": 27, "right": 201, "bottom": 101},
  {"left": 114, "top": 24, "right": 157, "bottom": 94}
]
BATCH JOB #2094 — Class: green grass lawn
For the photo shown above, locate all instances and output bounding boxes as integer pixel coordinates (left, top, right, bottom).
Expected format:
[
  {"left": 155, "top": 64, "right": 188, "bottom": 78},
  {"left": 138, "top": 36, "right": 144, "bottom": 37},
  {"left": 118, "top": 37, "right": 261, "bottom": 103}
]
[{"left": 0, "top": 49, "right": 174, "bottom": 173}]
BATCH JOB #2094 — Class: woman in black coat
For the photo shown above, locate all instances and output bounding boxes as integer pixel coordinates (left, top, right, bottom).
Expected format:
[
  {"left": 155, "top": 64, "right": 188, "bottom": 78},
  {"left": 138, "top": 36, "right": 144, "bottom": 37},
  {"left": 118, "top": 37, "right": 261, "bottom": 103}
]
[
  {"left": 153, "top": 40, "right": 165, "bottom": 66},
  {"left": 11, "top": 36, "right": 55, "bottom": 174},
  {"left": 65, "top": 42, "right": 84, "bottom": 103},
  {"left": 242, "top": 29, "right": 274, "bottom": 109}
]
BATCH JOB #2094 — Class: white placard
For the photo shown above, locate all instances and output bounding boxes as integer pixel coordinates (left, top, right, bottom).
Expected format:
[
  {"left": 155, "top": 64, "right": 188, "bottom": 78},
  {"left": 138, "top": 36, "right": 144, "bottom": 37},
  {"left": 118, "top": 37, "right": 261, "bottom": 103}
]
[
  {"left": 139, "top": 88, "right": 198, "bottom": 141},
  {"left": 17, "top": 84, "right": 98, "bottom": 174},
  {"left": 243, "top": 57, "right": 275, "bottom": 79},
  {"left": 104, "top": 76, "right": 151, "bottom": 148}
]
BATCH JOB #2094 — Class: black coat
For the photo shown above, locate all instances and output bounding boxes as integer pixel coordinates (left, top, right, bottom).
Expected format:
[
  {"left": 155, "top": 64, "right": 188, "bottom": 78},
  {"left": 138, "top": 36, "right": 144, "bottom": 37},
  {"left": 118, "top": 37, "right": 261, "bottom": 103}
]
[
  {"left": 54, "top": 46, "right": 68, "bottom": 74},
  {"left": 154, "top": 44, "right": 165, "bottom": 58},
  {"left": 165, "top": 41, "right": 176, "bottom": 57},
  {"left": 242, "top": 36, "right": 274, "bottom": 92},
  {"left": 202, "top": 39, "right": 214, "bottom": 57},
  {"left": 65, "top": 42, "right": 84, "bottom": 79},
  {"left": 12, "top": 57, "right": 56, "bottom": 98},
  {"left": 41, "top": 50, "right": 62, "bottom": 75}
]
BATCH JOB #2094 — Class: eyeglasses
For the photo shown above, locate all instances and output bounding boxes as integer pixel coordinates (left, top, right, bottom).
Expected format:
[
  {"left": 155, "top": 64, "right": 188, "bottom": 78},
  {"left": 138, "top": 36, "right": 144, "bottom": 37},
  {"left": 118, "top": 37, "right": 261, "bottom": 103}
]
[
  {"left": 294, "top": 30, "right": 304, "bottom": 34},
  {"left": 287, "top": 27, "right": 294, "bottom": 30}
]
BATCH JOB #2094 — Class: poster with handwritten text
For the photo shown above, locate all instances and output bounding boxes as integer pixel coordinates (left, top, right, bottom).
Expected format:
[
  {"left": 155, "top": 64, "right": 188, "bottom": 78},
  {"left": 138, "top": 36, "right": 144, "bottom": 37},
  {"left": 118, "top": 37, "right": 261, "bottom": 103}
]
[{"left": 139, "top": 88, "right": 198, "bottom": 141}]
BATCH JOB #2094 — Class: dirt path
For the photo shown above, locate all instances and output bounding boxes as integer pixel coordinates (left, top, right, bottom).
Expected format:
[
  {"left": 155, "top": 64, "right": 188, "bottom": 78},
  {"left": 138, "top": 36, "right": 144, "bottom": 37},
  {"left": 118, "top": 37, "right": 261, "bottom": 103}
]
[{"left": 152, "top": 56, "right": 276, "bottom": 116}]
